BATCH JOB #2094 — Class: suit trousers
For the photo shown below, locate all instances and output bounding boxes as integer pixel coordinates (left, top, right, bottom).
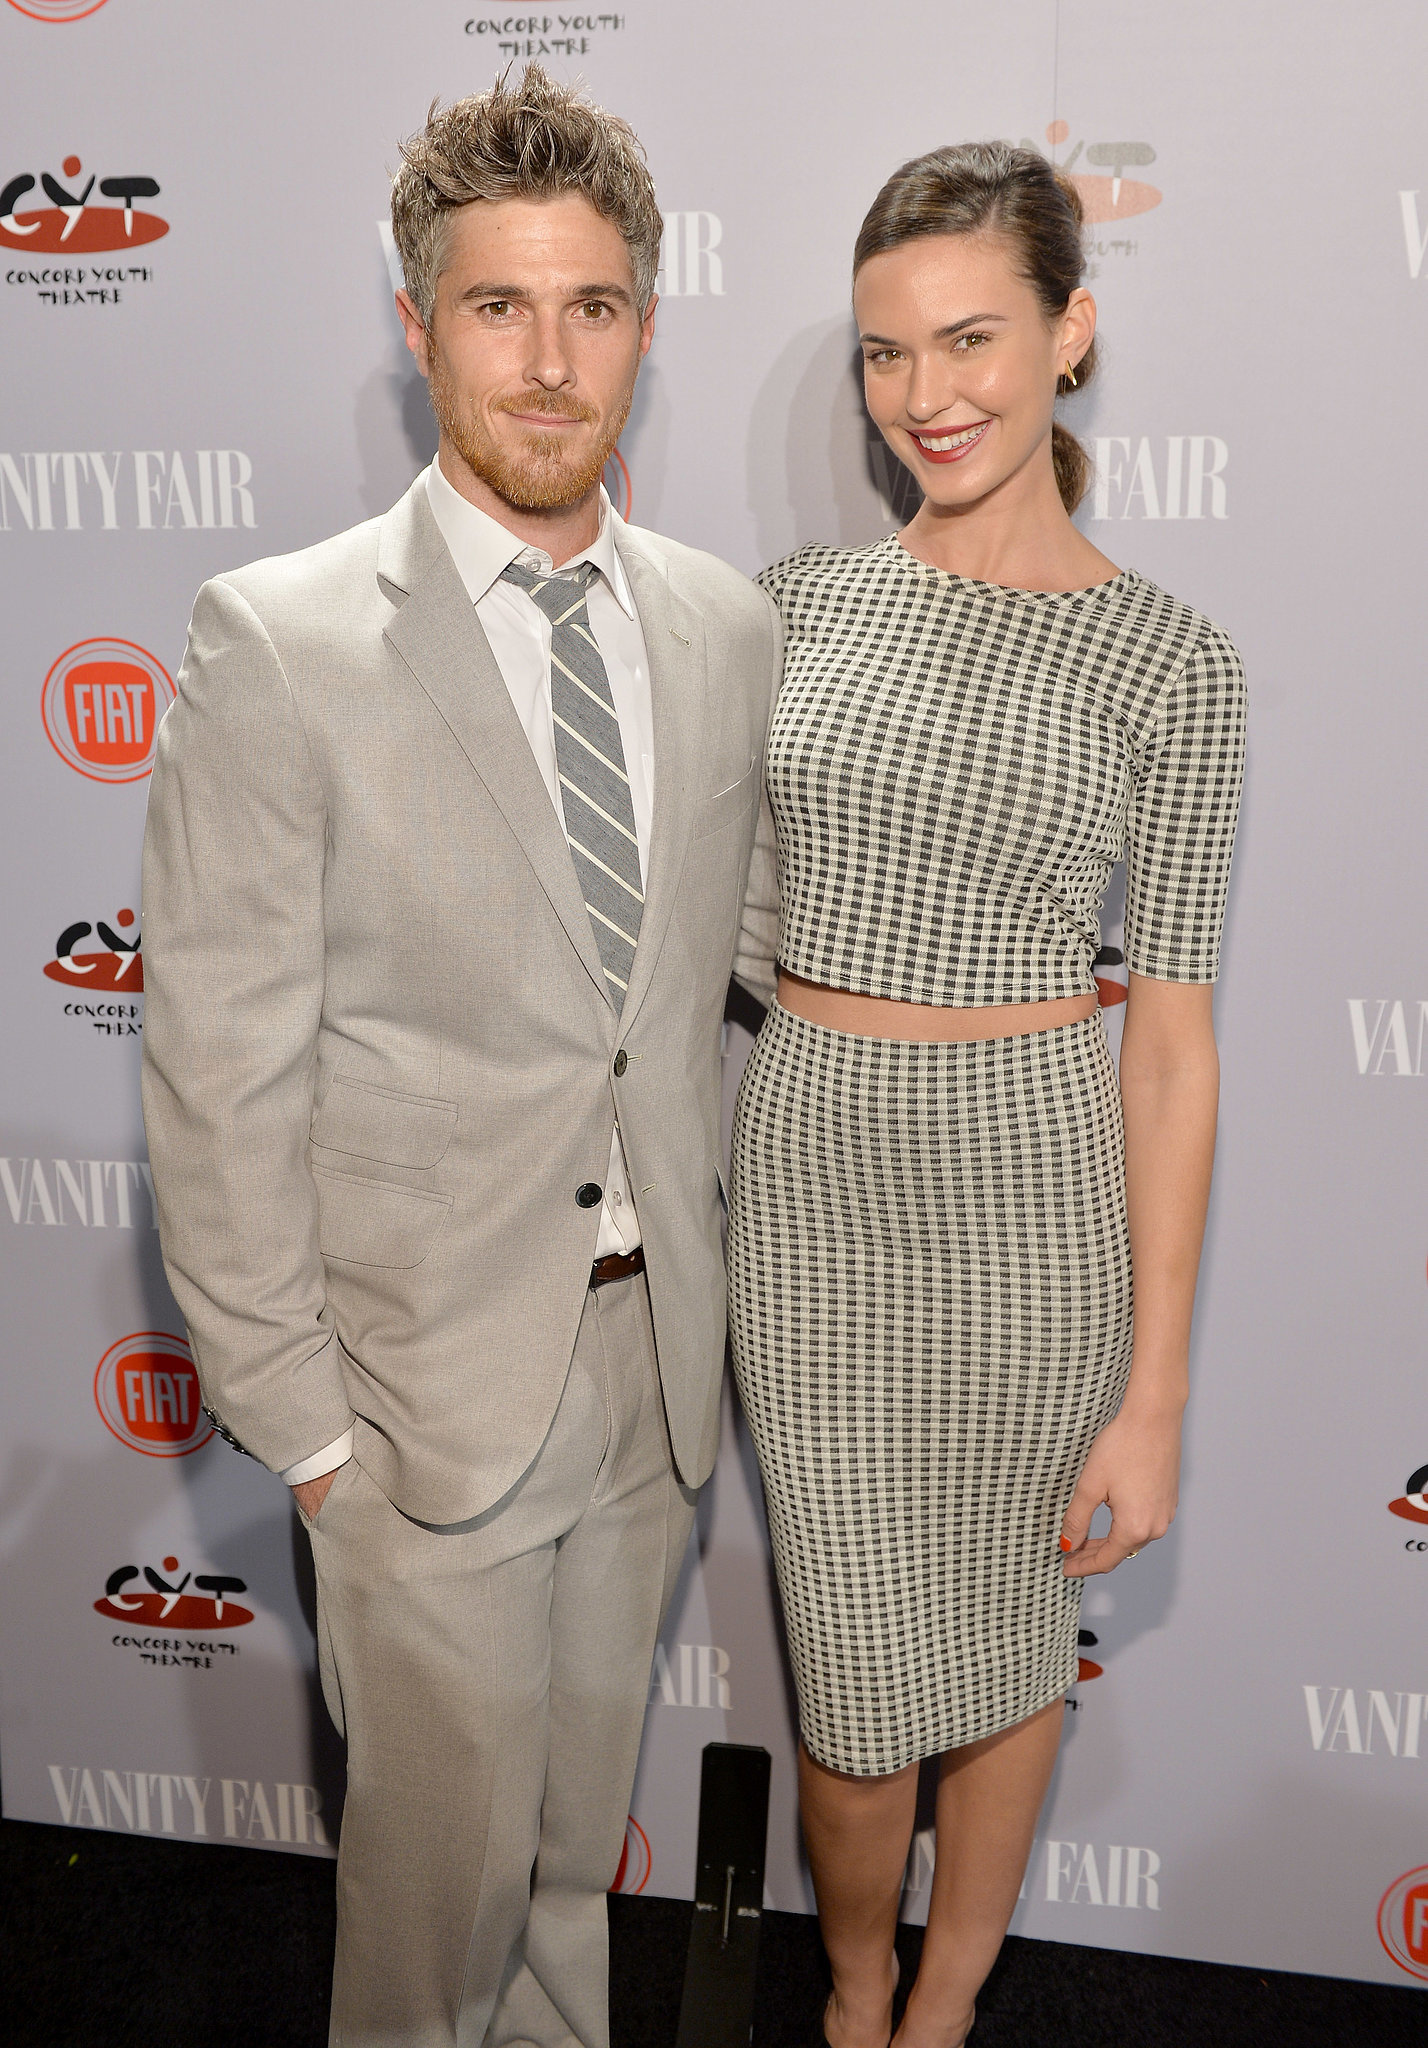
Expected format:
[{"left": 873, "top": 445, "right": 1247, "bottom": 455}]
[{"left": 303, "top": 1274, "right": 696, "bottom": 2048}]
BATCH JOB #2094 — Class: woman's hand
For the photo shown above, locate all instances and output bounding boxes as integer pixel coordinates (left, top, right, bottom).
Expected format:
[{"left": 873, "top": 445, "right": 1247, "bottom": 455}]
[
  {"left": 1058, "top": 1400, "right": 1182, "bottom": 1577},
  {"left": 1058, "top": 974, "right": 1218, "bottom": 1579}
]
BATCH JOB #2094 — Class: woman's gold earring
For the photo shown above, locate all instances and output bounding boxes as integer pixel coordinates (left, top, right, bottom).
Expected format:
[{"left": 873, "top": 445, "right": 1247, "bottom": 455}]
[{"left": 1064, "top": 359, "right": 1078, "bottom": 388}]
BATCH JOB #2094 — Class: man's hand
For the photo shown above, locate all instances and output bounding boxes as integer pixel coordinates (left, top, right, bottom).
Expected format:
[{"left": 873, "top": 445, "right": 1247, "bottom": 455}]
[{"left": 292, "top": 1464, "right": 345, "bottom": 1522}]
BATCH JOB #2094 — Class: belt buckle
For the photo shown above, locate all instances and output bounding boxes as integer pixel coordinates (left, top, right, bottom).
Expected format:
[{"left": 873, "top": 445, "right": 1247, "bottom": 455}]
[{"left": 590, "top": 1247, "right": 643, "bottom": 1290}]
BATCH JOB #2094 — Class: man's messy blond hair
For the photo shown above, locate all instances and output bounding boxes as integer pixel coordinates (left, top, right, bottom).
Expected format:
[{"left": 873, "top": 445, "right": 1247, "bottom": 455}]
[{"left": 391, "top": 66, "right": 663, "bottom": 325}]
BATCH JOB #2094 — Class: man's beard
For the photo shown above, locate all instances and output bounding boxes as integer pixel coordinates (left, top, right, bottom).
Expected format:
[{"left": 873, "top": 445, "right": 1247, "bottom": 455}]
[{"left": 426, "top": 347, "right": 633, "bottom": 511}]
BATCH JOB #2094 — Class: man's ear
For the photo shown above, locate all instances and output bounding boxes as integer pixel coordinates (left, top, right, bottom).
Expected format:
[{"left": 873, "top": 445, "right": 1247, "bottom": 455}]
[{"left": 396, "top": 289, "right": 431, "bottom": 378}]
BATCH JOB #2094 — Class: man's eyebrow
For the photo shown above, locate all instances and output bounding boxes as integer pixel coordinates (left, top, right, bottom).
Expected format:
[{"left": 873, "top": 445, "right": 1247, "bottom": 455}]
[
  {"left": 858, "top": 312, "right": 1008, "bottom": 345},
  {"left": 452, "top": 281, "right": 637, "bottom": 305},
  {"left": 572, "top": 281, "right": 637, "bottom": 305}
]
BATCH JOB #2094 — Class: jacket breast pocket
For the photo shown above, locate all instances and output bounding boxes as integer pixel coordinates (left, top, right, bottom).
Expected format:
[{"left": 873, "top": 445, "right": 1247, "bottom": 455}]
[
  {"left": 310, "top": 1076, "right": 458, "bottom": 1168},
  {"left": 691, "top": 763, "right": 758, "bottom": 841},
  {"left": 312, "top": 1166, "right": 453, "bottom": 1269}
]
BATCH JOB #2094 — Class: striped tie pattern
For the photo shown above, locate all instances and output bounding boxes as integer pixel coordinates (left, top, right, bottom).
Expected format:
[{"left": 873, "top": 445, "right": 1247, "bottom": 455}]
[{"left": 502, "top": 557, "right": 643, "bottom": 1009}]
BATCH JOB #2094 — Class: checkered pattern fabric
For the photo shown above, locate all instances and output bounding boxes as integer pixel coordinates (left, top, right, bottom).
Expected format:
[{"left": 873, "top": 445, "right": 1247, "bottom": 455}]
[
  {"left": 727, "top": 542, "right": 1245, "bottom": 1775},
  {"left": 730, "top": 1011, "right": 1132, "bottom": 1775},
  {"left": 759, "top": 537, "right": 1247, "bottom": 1004}
]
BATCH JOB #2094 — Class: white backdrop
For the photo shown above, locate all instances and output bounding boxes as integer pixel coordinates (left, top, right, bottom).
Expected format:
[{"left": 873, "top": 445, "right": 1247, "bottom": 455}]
[{"left": 2, "top": 0, "right": 1426, "bottom": 1994}]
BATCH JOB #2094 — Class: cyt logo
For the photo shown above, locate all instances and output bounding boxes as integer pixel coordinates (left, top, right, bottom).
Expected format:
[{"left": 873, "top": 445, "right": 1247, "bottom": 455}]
[
  {"left": 1092, "top": 438, "right": 1228, "bottom": 521},
  {"left": 1378, "top": 1866, "right": 1428, "bottom": 1981},
  {"left": 93, "top": 1332, "right": 212, "bottom": 1457},
  {"left": 0, "top": 153, "right": 163, "bottom": 250},
  {"left": 1036, "top": 120, "right": 1162, "bottom": 222},
  {"left": 656, "top": 213, "right": 723, "bottom": 297},
  {"left": 1077, "top": 1627, "right": 1103, "bottom": 1682},
  {"left": 95, "top": 1555, "right": 252, "bottom": 1629},
  {"left": 1093, "top": 944, "right": 1127, "bottom": 1010},
  {"left": 41, "top": 639, "right": 173, "bottom": 781},
  {"left": 1388, "top": 1464, "right": 1428, "bottom": 1525},
  {"left": 44, "top": 907, "right": 142, "bottom": 989}
]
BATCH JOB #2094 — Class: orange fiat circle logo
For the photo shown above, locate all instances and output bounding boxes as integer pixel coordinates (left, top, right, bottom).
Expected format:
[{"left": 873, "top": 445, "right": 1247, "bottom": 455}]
[
  {"left": 5, "top": 1, "right": 111, "bottom": 19},
  {"left": 42, "top": 638, "right": 175, "bottom": 782},
  {"left": 611, "top": 1814, "right": 651, "bottom": 1894},
  {"left": 93, "top": 1332, "right": 212, "bottom": 1457},
  {"left": 1378, "top": 1866, "right": 1428, "bottom": 1981}
]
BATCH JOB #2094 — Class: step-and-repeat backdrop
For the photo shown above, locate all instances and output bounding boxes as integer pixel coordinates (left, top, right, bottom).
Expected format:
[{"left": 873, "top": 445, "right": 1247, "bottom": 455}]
[{"left": 2, "top": 0, "right": 1426, "bottom": 1995}]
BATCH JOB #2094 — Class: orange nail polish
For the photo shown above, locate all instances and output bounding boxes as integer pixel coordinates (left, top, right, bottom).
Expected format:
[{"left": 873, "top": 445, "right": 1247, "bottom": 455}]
[{"left": 1059, "top": 1535, "right": 1073, "bottom": 1553}]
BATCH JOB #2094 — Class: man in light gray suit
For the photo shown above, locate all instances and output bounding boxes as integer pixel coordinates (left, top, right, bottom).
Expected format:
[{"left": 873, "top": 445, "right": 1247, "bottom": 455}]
[{"left": 141, "top": 67, "right": 779, "bottom": 2048}]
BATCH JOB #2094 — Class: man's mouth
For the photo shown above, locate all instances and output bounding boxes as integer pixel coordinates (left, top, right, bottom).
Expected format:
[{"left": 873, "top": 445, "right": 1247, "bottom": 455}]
[
  {"left": 908, "top": 419, "right": 992, "bottom": 461},
  {"left": 497, "top": 402, "right": 595, "bottom": 431}
]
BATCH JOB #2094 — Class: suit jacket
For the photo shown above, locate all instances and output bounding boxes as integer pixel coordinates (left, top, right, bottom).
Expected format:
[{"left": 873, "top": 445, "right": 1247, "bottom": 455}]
[{"left": 140, "top": 474, "right": 781, "bottom": 1525}]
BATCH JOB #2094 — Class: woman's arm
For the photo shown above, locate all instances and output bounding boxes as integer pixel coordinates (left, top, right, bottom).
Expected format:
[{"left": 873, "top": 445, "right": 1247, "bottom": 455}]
[
  {"left": 1059, "top": 973, "right": 1220, "bottom": 1577},
  {"left": 731, "top": 593, "right": 784, "bottom": 1011}
]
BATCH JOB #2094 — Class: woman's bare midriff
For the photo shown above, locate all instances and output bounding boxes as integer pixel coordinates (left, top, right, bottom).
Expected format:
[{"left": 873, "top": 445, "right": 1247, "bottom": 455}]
[{"left": 776, "top": 969, "right": 1100, "bottom": 1042}]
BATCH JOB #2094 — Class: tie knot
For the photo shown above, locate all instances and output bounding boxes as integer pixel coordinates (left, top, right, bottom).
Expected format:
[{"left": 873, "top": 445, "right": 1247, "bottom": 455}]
[{"left": 500, "top": 556, "right": 596, "bottom": 620}]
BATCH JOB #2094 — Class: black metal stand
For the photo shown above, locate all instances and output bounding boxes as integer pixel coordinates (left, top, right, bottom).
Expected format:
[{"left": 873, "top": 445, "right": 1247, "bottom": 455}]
[{"left": 673, "top": 1742, "right": 772, "bottom": 2048}]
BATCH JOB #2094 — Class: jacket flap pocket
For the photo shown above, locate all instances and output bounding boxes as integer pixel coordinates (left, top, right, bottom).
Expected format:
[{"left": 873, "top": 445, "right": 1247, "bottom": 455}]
[
  {"left": 313, "top": 1166, "right": 453, "bottom": 1269},
  {"left": 311, "top": 1077, "right": 458, "bottom": 1168},
  {"left": 691, "top": 763, "right": 758, "bottom": 841}
]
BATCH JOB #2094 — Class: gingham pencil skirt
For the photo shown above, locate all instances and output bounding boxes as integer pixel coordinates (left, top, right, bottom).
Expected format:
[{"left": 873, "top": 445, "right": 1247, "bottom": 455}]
[{"left": 727, "top": 1005, "right": 1134, "bottom": 1776}]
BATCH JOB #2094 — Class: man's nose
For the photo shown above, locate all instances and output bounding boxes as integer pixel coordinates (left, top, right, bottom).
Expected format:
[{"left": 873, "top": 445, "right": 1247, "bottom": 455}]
[{"left": 524, "top": 307, "right": 577, "bottom": 389}]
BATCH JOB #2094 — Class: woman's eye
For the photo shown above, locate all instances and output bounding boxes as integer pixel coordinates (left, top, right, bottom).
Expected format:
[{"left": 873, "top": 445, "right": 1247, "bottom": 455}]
[
  {"left": 952, "top": 331, "right": 991, "bottom": 352},
  {"left": 864, "top": 348, "right": 900, "bottom": 366}
]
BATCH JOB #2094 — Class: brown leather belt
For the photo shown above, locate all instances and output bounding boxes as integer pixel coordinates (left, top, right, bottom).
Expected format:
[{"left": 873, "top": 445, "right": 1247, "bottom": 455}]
[{"left": 590, "top": 1245, "right": 646, "bottom": 1289}]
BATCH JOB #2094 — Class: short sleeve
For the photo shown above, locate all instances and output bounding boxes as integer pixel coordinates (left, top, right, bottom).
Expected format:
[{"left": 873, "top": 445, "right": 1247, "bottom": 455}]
[
  {"left": 1123, "top": 627, "right": 1247, "bottom": 983},
  {"left": 756, "top": 546, "right": 817, "bottom": 611}
]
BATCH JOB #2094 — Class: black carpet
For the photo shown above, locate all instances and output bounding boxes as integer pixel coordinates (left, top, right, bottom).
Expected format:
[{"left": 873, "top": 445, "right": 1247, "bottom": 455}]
[{"left": 1, "top": 1817, "right": 1421, "bottom": 2047}]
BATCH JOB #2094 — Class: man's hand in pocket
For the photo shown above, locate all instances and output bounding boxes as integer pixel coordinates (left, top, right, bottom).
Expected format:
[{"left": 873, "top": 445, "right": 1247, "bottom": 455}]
[{"left": 292, "top": 1465, "right": 344, "bottom": 1520}]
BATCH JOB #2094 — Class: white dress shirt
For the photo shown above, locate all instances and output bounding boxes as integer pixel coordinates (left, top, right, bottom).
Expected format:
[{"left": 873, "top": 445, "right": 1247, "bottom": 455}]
[{"left": 282, "top": 460, "right": 655, "bottom": 1487}]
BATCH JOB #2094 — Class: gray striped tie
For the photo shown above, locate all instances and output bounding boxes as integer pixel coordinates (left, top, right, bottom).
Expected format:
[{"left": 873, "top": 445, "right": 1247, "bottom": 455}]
[{"left": 502, "top": 557, "right": 643, "bottom": 1010}]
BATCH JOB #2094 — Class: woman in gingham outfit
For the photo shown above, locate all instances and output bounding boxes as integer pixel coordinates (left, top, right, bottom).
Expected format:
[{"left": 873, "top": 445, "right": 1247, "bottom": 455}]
[{"left": 729, "top": 145, "right": 1245, "bottom": 2048}]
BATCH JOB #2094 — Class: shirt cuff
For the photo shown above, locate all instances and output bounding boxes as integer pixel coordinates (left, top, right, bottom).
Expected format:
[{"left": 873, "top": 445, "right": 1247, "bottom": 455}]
[{"left": 281, "top": 1428, "right": 355, "bottom": 1486}]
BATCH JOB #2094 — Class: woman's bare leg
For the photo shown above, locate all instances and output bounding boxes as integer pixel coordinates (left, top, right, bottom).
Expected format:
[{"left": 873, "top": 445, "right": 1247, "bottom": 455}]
[
  {"left": 799, "top": 1743, "right": 918, "bottom": 2048},
  {"left": 896, "top": 1701, "right": 1065, "bottom": 2048}
]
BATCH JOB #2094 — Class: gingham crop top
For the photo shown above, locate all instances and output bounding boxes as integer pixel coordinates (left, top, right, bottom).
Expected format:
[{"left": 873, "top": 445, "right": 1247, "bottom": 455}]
[{"left": 758, "top": 537, "right": 1247, "bottom": 1004}]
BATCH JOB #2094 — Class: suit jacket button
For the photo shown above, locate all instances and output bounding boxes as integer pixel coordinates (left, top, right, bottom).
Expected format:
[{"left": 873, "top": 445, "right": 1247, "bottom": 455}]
[
  {"left": 576, "top": 1182, "right": 603, "bottom": 1208},
  {"left": 613, "top": 1050, "right": 628, "bottom": 1077}
]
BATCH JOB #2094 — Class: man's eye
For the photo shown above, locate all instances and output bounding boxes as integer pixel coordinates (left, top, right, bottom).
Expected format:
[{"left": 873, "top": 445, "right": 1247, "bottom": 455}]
[
  {"left": 581, "top": 300, "right": 609, "bottom": 319},
  {"left": 483, "top": 300, "right": 511, "bottom": 316}
]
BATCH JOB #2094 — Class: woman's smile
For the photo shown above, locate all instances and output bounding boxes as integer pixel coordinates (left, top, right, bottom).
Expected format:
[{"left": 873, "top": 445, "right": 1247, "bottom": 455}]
[{"left": 905, "top": 418, "right": 993, "bottom": 461}]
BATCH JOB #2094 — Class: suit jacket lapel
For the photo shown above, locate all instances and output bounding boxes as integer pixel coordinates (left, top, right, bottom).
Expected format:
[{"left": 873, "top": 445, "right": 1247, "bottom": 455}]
[
  {"left": 378, "top": 482, "right": 611, "bottom": 1004},
  {"left": 616, "top": 528, "right": 706, "bottom": 1033}
]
